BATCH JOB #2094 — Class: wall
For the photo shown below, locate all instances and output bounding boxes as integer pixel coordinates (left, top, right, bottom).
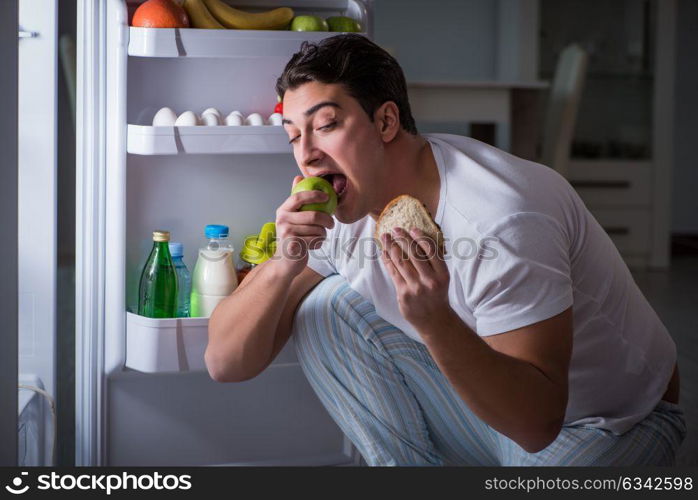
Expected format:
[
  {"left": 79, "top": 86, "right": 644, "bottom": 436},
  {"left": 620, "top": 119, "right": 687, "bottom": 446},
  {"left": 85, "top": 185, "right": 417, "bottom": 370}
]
[
  {"left": 372, "top": 0, "right": 538, "bottom": 137},
  {"left": 373, "top": 0, "right": 498, "bottom": 81},
  {"left": 671, "top": 0, "right": 698, "bottom": 234}
]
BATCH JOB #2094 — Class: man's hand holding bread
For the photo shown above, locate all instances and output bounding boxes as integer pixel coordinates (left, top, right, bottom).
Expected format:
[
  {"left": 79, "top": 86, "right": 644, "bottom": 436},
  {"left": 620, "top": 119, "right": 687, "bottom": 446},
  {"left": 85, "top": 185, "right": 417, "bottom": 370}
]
[{"left": 376, "top": 195, "right": 453, "bottom": 332}]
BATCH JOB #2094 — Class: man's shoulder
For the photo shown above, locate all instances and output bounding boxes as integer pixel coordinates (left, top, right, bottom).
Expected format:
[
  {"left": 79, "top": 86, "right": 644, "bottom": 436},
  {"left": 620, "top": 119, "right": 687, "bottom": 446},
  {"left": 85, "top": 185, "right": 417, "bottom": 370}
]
[
  {"left": 424, "top": 132, "right": 483, "bottom": 150},
  {"left": 426, "top": 133, "right": 580, "bottom": 232},
  {"left": 424, "top": 132, "right": 507, "bottom": 158},
  {"left": 425, "top": 132, "right": 544, "bottom": 175}
]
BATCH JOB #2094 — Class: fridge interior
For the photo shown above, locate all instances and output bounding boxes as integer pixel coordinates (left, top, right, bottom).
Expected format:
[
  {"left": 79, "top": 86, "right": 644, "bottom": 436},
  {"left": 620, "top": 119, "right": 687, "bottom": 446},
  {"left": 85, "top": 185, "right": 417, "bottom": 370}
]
[{"left": 98, "top": 0, "right": 371, "bottom": 465}]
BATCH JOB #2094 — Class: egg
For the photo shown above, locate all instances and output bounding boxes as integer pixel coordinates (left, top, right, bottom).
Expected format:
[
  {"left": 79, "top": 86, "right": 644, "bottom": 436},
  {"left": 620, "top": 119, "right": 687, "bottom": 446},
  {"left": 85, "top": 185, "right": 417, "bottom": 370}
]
[
  {"left": 245, "top": 113, "right": 264, "bottom": 126},
  {"left": 225, "top": 112, "right": 243, "bottom": 126},
  {"left": 201, "top": 107, "right": 222, "bottom": 118},
  {"left": 267, "top": 113, "right": 283, "bottom": 126},
  {"left": 152, "top": 107, "right": 177, "bottom": 126},
  {"left": 201, "top": 112, "right": 221, "bottom": 126},
  {"left": 175, "top": 110, "right": 200, "bottom": 126}
]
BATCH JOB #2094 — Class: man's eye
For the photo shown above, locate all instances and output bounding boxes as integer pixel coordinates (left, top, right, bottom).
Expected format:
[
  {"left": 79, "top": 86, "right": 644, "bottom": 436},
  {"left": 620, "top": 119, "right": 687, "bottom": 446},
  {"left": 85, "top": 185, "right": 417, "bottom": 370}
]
[
  {"left": 318, "top": 122, "right": 336, "bottom": 131},
  {"left": 289, "top": 122, "right": 335, "bottom": 144}
]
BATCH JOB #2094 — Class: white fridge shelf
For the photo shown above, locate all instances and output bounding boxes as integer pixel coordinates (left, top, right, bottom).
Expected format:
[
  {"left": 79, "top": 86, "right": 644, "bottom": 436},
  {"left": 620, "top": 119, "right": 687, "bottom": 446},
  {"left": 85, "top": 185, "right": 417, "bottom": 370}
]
[
  {"left": 127, "top": 124, "right": 292, "bottom": 155},
  {"left": 128, "top": 27, "right": 353, "bottom": 58},
  {"left": 126, "top": 312, "right": 209, "bottom": 373}
]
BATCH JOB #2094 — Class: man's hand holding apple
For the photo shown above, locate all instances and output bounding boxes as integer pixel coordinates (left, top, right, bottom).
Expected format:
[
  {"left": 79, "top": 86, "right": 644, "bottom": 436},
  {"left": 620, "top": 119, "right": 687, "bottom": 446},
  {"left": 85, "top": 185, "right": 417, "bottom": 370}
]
[{"left": 273, "top": 175, "right": 336, "bottom": 277}]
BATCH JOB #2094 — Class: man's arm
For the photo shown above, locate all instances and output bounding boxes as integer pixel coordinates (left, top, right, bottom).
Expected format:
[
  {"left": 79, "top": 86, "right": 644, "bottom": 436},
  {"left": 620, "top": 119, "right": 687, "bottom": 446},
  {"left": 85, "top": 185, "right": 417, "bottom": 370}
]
[
  {"left": 206, "top": 261, "right": 324, "bottom": 383},
  {"left": 419, "top": 306, "right": 573, "bottom": 454},
  {"left": 205, "top": 177, "right": 333, "bottom": 383},
  {"left": 381, "top": 226, "right": 573, "bottom": 453}
]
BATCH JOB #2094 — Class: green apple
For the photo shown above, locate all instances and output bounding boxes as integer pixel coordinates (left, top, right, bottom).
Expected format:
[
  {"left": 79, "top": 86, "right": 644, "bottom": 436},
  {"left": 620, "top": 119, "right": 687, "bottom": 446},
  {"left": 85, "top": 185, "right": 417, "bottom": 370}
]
[
  {"left": 290, "top": 15, "right": 329, "bottom": 32},
  {"left": 291, "top": 176, "right": 338, "bottom": 215},
  {"left": 326, "top": 16, "right": 361, "bottom": 33}
]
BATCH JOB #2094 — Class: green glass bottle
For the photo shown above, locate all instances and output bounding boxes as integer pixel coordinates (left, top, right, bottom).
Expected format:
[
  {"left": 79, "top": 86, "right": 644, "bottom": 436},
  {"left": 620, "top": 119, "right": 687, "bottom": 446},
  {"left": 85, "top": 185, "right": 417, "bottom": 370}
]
[{"left": 138, "top": 230, "right": 178, "bottom": 318}]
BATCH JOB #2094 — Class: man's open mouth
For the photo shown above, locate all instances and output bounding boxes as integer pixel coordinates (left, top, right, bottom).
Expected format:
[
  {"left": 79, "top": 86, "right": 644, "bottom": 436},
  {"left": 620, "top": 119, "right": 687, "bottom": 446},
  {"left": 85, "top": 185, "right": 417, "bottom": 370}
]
[{"left": 320, "top": 173, "right": 348, "bottom": 199}]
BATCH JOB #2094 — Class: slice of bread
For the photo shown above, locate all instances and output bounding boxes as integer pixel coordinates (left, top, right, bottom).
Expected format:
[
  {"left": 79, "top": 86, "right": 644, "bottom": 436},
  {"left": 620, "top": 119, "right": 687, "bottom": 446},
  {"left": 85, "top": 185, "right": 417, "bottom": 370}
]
[{"left": 375, "top": 195, "right": 445, "bottom": 254}]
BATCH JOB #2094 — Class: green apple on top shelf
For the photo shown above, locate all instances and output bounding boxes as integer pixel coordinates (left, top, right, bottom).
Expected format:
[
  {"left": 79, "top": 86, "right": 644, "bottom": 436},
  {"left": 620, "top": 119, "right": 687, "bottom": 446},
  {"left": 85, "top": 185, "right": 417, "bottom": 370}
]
[
  {"left": 290, "top": 15, "right": 329, "bottom": 32},
  {"left": 291, "top": 176, "right": 337, "bottom": 215},
  {"left": 326, "top": 16, "right": 361, "bottom": 32}
]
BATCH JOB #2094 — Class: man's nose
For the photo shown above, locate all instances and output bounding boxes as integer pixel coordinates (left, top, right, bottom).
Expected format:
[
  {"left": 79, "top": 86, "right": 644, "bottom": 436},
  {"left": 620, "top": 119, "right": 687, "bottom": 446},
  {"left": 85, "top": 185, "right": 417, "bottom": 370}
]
[{"left": 300, "top": 135, "right": 323, "bottom": 167}]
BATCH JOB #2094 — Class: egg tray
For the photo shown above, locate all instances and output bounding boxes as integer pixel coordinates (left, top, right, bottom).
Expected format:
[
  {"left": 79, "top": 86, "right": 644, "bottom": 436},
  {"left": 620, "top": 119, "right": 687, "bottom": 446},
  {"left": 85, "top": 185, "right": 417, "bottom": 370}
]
[{"left": 127, "top": 124, "right": 292, "bottom": 155}]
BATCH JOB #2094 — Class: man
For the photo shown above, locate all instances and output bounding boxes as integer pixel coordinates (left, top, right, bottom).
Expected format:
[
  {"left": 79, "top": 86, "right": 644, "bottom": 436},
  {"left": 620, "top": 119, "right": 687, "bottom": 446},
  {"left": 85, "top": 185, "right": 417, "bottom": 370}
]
[{"left": 206, "top": 35, "right": 685, "bottom": 466}]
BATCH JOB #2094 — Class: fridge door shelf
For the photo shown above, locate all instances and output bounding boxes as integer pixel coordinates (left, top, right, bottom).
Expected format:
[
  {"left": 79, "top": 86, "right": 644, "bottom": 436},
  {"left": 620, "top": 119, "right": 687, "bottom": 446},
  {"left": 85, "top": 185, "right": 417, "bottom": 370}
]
[
  {"left": 126, "top": 312, "right": 210, "bottom": 373},
  {"left": 127, "top": 124, "right": 292, "bottom": 155},
  {"left": 128, "top": 26, "right": 360, "bottom": 58}
]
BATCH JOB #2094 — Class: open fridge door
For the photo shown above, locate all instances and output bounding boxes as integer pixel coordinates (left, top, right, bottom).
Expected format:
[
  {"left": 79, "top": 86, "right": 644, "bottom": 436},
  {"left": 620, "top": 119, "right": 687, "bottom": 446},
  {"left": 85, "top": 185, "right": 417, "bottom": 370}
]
[
  {"left": 18, "top": 0, "right": 58, "bottom": 466},
  {"left": 77, "top": 0, "right": 371, "bottom": 466}
]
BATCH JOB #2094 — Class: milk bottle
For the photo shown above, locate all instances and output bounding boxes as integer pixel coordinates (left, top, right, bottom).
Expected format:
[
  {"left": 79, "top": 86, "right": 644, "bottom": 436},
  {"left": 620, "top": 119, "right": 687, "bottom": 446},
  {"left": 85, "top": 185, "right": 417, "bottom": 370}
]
[{"left": 190, "top": 224, "right": 238, "bottom": 317}]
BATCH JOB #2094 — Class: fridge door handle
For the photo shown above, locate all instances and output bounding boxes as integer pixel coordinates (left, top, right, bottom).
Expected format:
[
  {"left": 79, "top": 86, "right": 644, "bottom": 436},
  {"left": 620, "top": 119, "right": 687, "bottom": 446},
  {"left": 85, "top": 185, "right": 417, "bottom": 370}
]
[{"left": 18, "top": 28, "right": 39, "bottom": 39}]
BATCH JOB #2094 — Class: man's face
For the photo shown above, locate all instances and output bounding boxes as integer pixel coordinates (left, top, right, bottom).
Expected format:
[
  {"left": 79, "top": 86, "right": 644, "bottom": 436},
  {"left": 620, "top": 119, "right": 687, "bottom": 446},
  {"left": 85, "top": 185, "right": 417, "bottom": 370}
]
[{"left": 282, "top": 81, "right": 387, "bottom": 223}]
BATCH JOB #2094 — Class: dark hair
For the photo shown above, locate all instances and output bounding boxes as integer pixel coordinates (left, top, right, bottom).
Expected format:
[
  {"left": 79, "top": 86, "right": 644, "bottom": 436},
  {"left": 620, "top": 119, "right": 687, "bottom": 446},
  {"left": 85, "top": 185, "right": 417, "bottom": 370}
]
[{"left": 276, "top": 34, "right": 418, "bottom": 135}]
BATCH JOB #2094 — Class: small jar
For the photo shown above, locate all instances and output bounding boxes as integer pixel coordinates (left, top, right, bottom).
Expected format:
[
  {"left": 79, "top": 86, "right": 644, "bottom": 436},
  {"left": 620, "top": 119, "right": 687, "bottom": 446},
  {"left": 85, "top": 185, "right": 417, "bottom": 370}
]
[
  {"left": 236, "top": 260, "right": 255, "bottom": 284},
  {"left": 237, "top": 222, "right": 276, "bottom": 283}
]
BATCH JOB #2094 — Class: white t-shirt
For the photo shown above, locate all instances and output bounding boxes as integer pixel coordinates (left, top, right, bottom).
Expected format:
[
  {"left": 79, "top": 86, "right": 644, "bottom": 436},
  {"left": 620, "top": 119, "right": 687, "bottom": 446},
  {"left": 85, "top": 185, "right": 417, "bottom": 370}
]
[{"left": 306, "top": 133, "right": 676, "bottom": 435}]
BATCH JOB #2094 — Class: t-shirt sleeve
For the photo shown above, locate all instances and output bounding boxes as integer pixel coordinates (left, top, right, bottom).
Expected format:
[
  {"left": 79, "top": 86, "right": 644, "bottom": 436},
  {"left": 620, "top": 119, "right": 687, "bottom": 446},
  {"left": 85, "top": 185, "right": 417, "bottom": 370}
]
[
  {"left": 466, "top": 212, "right": 574, "bottom": 336},
  {"left": 305, "top": 223, "right": 339, "bottom": 277}
]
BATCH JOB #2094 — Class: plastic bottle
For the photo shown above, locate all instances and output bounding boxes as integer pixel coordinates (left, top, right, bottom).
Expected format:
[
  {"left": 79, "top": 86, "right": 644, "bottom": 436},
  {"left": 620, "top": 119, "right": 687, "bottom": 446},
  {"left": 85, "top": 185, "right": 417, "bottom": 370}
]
[
  {"left": 168, "top": 242, "right": 192, "bottom": 318},
  {"left": 190, "top": 224, "right": 238, "bottom": 317},
  {"left": 138, "top": 230, "right": 178, "bottom": 318}
]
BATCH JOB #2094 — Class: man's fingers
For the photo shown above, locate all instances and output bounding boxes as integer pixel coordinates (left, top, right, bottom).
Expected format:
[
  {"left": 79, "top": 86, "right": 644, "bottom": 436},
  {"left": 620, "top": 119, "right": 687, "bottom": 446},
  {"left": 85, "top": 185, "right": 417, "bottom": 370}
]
[
  {"left": 391, "top": 227, "right": 433, "bottom": 277},
  {"left": 381, "top": 244, "right": 405, "bottom": 287},
  {"left": 279, "top": 225, "right": 325, "bottom": 237},
  {"left": 408, "top": 228, "right": 436, "bottom": 257},
  {"left": 388, "top": 227, "right": 410, "bottom": 258},
  {"left": 278, "top": 189, "right": 330, "bottom": 213},
  {"left": 409, "top": 228, "right": 448, "bottom": 274},
  {"left": 385, "top": 233, "right": 418, "bottom": 282},
  {"left": 281, "top": 209, "right": 334, "bottom": 229}
]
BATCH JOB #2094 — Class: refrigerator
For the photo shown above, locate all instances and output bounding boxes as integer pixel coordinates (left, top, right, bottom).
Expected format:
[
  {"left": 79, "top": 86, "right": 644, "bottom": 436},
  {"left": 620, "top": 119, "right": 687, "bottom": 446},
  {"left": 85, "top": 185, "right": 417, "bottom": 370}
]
[{"left": 67, "top": 0, "right": 373, "bottom": 466}]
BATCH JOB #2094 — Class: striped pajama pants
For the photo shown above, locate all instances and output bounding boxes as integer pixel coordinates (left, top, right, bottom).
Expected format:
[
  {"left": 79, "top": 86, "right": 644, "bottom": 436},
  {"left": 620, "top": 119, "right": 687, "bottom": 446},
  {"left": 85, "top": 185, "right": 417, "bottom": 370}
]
[{"left": 291, "top": 274, "right": 687, "bottom": 466}]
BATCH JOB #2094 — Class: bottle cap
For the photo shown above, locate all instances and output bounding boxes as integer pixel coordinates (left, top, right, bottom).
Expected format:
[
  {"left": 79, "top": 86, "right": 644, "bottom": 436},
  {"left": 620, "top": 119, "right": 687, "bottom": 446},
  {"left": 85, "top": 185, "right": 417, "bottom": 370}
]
[
  {"left": 153, "top": 230, "right": 170, "bottom": 242},
  {"left": 205, "top": 224, "right": 229, "bottom": 239},
  {"left": 168, "top": 242, "right": 183, "bottom": 257}
]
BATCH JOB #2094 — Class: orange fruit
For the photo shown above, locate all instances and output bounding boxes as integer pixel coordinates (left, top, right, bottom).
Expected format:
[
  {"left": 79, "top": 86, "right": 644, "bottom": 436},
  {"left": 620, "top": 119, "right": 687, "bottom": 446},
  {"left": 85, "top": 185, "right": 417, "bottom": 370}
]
[{"left": 132, "top": 0, "right": 190, "bottom": 28}]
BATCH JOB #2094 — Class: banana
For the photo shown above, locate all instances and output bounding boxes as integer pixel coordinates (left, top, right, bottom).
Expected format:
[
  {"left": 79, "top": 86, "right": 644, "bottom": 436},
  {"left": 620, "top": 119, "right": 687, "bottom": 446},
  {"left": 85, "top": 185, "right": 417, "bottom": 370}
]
[
  {"left": 202, "top": 0, "right": 294, "bottom": 30},
  {"left": 182, "top": 0, "right": 225, "bottom": 29}
]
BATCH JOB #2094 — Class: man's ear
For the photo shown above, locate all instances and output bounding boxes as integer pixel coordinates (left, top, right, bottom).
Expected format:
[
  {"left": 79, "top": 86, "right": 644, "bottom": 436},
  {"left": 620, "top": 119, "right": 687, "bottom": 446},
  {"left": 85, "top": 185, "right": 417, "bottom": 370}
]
[{"left": 374, "top": 101, "right": 400, "bottom": 143}]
